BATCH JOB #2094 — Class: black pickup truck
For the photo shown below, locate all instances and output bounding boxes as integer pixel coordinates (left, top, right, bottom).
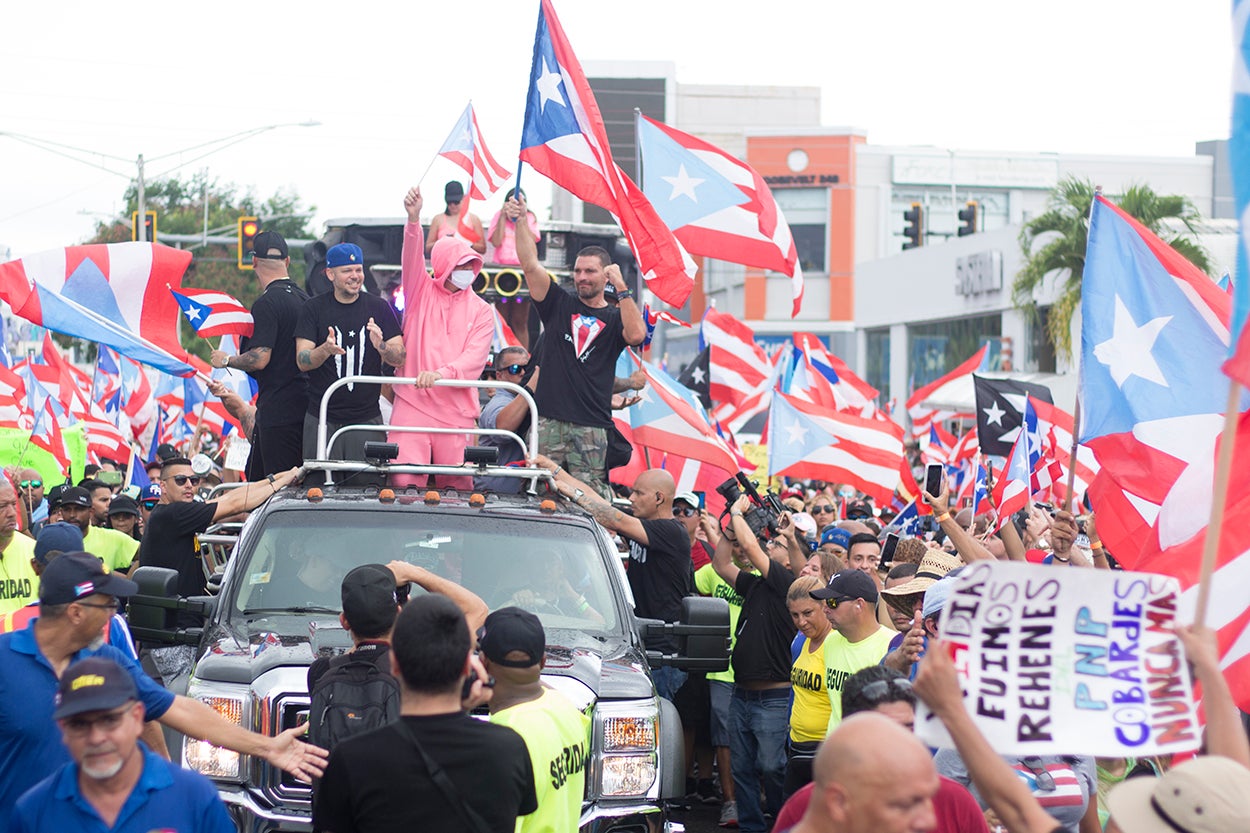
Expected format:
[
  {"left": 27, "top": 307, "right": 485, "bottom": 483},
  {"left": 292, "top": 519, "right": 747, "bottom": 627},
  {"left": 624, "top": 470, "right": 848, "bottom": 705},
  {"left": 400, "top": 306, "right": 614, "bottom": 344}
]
[{"left": 128, "top": 378, "right": 730, "bottom": 833}]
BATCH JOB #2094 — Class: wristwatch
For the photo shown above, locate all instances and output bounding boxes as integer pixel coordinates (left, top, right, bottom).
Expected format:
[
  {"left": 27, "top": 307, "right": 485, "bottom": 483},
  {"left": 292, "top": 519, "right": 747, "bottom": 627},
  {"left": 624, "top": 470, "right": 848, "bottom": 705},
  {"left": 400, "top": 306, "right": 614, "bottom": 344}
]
[{"left": 615, "top": 288, "right": 634, "bottom": 301}]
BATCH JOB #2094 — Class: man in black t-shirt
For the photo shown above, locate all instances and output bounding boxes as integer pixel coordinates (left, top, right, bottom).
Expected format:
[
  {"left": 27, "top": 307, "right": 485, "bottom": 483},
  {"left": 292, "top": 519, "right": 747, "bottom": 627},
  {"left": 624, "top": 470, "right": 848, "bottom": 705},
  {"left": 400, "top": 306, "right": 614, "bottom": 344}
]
[
  {"left": 711, "top": 495, "right": 798, "bottom": 833},
  {"left": 295, "top": 243, "right": 403, "bottom": 478},
  {"left": 534, "top": 457, "right": 691, "bottom": 699},
  {"left": 508, "top": 197, "right": 645, "bottom": 498},
  {"left": 138, "top": 456, "right": 302, "bottom": 684},
  {"left": 313, "top": 594, "right": 536, "bottom": 833},
  {"left": 210, "top": 231, "right": 309, "bottom": 479}
]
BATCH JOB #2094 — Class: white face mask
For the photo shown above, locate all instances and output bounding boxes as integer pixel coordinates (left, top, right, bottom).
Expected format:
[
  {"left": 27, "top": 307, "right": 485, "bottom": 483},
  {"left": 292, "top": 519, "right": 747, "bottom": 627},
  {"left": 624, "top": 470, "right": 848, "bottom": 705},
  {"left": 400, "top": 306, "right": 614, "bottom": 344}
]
[{"left": 449, "top": 269, "right": 475, "bottom": 290}]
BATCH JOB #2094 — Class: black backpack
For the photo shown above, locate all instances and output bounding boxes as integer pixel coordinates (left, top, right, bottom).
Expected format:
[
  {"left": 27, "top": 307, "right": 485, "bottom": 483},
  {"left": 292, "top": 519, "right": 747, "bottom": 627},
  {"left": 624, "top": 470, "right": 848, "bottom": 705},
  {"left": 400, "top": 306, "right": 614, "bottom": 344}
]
[{"left": 307, "top": 653, "right": 401, "bottom": 752}]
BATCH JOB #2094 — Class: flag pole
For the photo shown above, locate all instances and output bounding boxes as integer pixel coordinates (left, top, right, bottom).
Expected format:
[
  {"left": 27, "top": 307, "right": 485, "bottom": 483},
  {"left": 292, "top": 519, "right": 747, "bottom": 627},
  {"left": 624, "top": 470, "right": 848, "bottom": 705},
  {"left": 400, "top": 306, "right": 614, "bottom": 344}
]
[
  {"left": 1194, "top": 381, "right": 1241, "bottom": 627},
  {"left": 1063, "top": 397, "right": 1081, "bottom": 513}
]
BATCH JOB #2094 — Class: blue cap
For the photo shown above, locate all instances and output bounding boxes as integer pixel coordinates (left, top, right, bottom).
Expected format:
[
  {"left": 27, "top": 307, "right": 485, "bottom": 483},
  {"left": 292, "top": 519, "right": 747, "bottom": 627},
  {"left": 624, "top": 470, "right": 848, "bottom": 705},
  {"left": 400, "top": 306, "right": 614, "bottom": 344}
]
[
  {"left": 923, "top": 576, "right": 958, "bottom": 619},
  {"left": 820, "top": 527, "right": 852, "bottom": 550},
  {"left": 326, "top": 243, "right": 364, "bottom": 268},
  {"left": 141, "top": 484, "right": 162, "bottom": 502},
  {"left": 35, "top": 522, "right": 84, "bottom": 566}
]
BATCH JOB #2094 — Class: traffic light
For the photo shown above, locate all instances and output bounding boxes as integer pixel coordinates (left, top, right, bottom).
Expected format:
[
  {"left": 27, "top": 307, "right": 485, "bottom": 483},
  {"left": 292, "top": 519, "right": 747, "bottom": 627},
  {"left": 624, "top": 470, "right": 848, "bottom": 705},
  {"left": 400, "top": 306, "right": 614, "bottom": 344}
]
[
  {"left": 131, "top": 210, "right": 157, "bottom": 243},
  {"left": 902, "top": 203, "right": 923, "bottom": 250},
  {"left": 237, "top": 216, "right": 260, "bottom": 270},
  {"left": 957, "top": 201, "right": 978, "bottom": 237}
]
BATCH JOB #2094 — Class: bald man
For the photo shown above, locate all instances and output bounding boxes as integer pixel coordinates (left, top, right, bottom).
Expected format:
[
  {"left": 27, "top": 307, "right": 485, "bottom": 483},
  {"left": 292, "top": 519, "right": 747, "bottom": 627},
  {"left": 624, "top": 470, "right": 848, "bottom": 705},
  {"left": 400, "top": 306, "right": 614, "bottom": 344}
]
[
  {"left": 535, "top": 457, "right": 691, "bottom": 699},
  {"left": 788, "top": 712, "right": 940, "bottom": 833}
]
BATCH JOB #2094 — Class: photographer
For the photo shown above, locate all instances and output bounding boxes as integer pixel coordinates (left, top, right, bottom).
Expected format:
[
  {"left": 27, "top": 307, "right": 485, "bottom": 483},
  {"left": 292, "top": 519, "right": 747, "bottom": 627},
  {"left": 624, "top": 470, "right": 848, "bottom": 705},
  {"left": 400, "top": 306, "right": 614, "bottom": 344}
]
[
  {"left": 533, "top": 457, "right": 691, "bottom": 700},
  {"left": 711, "top": 494, "right": 797, "bottom": 833}
]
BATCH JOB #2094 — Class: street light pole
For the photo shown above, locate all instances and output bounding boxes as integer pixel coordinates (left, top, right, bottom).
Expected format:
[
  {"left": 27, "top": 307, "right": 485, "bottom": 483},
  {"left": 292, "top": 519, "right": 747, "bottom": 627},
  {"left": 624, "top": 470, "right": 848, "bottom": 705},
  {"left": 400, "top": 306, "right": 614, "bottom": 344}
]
[{"left": 136, "top": 154, "right": 146, "bottom": 242}]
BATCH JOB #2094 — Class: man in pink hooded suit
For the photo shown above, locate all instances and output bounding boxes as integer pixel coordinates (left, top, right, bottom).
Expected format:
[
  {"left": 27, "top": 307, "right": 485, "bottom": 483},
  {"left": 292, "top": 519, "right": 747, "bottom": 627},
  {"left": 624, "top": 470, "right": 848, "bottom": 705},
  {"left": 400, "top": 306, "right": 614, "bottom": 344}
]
[{"left": 392, "top": 186, "right": 495, "bottom": 488}]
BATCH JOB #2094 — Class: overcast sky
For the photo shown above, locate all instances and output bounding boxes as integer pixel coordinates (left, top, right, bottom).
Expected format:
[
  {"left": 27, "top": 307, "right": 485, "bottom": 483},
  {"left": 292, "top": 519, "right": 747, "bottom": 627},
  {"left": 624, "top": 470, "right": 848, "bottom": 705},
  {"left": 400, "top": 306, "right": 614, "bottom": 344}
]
[{"left": 0, "top": 0, "right": 1232, "bottom": 259}]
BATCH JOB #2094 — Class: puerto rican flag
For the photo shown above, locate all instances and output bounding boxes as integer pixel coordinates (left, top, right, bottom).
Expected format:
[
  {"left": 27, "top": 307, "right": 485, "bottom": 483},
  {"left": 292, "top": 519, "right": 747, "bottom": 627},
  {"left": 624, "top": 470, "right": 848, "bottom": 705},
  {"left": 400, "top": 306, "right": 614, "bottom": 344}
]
[
  {"left": 767, "top": 392, "right": 904, "bottom": 505},
  {"left": 519, "top": 0, "right": 695, "bottom": 308},
  {"left": 438, "top": 102, "right": 512, "bottom": 244},
  {"left": 1028, "top": 396, "right": 1098, "bottom": 508},
  {"left": 30, "top": 399, "right": 72, "bottom": 474},
  {"left": 170, "top": 286, "right": 254, "bottom": 338},
  {"left": 701, "top": 308, "right": 772, "bottom": 414},
  {"left": 636, "top": 113, "right": 804, "bottom": 317},
  {"left": 990, "top": 426, "right": 1030, "bottom": 527},
  {"left": 0, "top": 364, "right": 29, "bottom": 429},
  {"left": 490, "top": 307, "right": 523, "bottom": 354},
  {"left": 793, "top": 333, "right": 878, "bottom": 412},
  {"left": 906, "top": 344, "right": 989, "bottom": 440},
  {"left": 0, "top": 243, "right": 196, "bottom": 376}
]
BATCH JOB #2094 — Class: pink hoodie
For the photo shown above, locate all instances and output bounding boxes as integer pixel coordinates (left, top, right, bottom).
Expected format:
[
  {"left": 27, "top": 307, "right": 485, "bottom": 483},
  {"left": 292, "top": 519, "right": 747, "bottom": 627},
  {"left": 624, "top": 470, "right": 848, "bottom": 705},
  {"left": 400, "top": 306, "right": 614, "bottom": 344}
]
[{"left": 395, "top": 223, "right": 494, "bottom": 424}]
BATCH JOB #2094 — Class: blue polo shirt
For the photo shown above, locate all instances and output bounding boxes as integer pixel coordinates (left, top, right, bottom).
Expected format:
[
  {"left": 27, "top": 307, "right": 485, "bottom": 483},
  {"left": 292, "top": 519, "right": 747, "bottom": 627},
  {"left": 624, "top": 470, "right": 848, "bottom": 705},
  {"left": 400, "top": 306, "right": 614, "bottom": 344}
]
[
  {"left": 10, "top": 744, "right": 233, "bottom": 833},
  {"left": 0, "top": 619, "right": 175, "bottom": 831}
]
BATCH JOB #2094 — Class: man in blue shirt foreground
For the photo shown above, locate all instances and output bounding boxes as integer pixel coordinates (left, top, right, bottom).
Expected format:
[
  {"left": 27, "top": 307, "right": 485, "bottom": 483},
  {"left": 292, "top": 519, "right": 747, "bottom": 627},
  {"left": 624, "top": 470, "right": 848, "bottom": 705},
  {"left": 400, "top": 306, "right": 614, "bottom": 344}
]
[
  {"left": 9, "top": 656, "right": 233, "bottom": 833},
  {"left": 0, "top": 552, "right": 327, "bottom": 830}
]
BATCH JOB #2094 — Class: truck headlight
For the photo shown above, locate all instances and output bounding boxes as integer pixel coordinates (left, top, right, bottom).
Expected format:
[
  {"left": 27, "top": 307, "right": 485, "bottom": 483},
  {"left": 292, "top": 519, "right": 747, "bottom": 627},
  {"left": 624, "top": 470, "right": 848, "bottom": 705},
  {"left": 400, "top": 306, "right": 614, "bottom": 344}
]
[
  {"left": 184, "top": 683, "right": 248, "bottom": 781},
  {"left": 596, "top": 700, "right": 658, "bottom": 798}
]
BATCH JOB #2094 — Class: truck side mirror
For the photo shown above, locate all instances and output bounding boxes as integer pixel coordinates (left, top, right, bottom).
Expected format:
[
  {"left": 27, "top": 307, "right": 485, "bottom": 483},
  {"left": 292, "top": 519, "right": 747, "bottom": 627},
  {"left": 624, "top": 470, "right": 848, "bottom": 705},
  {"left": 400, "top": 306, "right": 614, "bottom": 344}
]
[{"left": 642, "top": 596, "right": 731, "bottom": 672}]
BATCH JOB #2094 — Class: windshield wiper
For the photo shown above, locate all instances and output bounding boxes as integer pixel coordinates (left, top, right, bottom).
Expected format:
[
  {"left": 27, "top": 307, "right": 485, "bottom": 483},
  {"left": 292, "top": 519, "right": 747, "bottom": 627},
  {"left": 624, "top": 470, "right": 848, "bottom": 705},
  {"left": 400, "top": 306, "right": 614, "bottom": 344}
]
[{"left": 243, "top": 606, "right": 339, "bottom": 616}]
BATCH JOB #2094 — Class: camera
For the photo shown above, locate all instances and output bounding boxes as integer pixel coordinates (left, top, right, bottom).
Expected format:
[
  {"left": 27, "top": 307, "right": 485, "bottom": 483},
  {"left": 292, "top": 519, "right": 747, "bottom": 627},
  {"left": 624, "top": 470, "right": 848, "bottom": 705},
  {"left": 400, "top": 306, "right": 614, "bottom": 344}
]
[{"left": 716, "top": 473, "right": 784, "bottom": 543}]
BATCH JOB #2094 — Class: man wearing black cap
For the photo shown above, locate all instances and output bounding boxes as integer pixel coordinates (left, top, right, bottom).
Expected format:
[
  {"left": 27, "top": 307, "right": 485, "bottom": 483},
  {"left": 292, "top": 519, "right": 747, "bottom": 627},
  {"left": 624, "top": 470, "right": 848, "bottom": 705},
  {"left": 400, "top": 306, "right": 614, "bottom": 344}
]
[
  {"left": 107, "top": 494, "right": 142, "bottom": 541},
  {"left": 9, "top": 656, "right": 233, "bottom": 833},
  {"left": 426, "top": 180, "right": 486, "bottom": 256},
  {"left": 810, "top": 570, "right": 894, "bottom": 735},
  {"left": 314, "top": 594, "right": 536, "bottom": 833},
  {"left": 482, "top": 607, "right": 590, "bottom": 833},
  {"left": 56, "top": 486, "right": 138, "bottom": 575},
  {"left": 295, "top": 241, "right": 403, "bottom": 474},
  {"left": 0, "top": 477, "right": 38, "bottom": 616},
  {"left": 0, "top": 552, "right": 327, "bottom": 830},
  {"left": 210, "top": 229, "right": 310, "bottom": 479}
]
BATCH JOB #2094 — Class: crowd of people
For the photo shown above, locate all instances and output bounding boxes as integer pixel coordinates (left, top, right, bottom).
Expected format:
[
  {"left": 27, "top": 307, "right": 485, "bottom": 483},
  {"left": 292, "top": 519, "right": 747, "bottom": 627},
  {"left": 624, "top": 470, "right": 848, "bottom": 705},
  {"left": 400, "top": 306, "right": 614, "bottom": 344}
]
[{"left": 0, "top": 180, "right": 1247, "bottom": 832}]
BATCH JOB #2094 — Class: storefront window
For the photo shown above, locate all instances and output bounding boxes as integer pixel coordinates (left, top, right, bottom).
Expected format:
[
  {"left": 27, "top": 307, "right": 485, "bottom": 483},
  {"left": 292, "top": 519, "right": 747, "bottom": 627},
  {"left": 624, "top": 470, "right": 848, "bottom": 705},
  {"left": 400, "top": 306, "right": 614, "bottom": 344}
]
[
  {"left": 774, "top": 188, "right": 828, "bottom": 273},
  {"left": 908, "top": 314, "right": 1003, "bottom": 390},
  {"left": 865, "top": 328, "right": 890, "bottom": 403}
]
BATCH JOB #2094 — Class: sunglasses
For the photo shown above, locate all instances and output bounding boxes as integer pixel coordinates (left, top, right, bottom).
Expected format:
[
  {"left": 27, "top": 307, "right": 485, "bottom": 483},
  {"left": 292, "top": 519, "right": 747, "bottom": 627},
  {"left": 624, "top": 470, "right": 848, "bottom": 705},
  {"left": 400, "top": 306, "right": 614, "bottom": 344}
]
[
  {"left": 76, "top": 598, "right": 120, "bottom": 611},
  {"left": 141, "top": 500, "right": 159, "bottom": 510},
  {"left": 62, "top": 704, "right": 134, "bottom": 735},
  {"left": 1020, "top": 756, "right": 1056, "bottom": 792},
  {"left": 166, "top": 475, "right": 202, "bottom": 487},
  {"left": 812, "top": 504, "right": 835, "bottom": 514},
  {"left": 823, "top": 597, "right": 845, "bottom": 610},
  {"left": 500, "top": 364, "right": 526, "bottom": 375},
  {"left": 858, "top": 677, "right": 914, "bottom": 703},
  {"left": 673, "top": 506, "right": 698, "bottom": 517},
  {"left": 18, "top": 480, "right": 42, "bottom": 489}
]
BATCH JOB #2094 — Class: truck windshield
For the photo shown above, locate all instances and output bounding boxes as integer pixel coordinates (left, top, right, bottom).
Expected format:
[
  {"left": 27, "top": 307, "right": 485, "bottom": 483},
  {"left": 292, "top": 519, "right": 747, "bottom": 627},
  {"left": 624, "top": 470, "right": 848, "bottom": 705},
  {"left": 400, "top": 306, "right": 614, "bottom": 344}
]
[{"left": 227, "top": 510, "right": 621, "bottom": 634}]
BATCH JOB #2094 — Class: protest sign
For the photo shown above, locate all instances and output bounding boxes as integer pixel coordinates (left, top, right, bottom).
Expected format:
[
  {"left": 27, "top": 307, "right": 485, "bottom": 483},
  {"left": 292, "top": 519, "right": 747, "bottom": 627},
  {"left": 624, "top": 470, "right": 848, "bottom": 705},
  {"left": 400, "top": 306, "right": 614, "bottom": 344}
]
[
  {"left": 0, "top": 424, "right": 86, "bottom": 485},
  {"left": 915, "top": 560, "right": 1201, "bottom": 757}
]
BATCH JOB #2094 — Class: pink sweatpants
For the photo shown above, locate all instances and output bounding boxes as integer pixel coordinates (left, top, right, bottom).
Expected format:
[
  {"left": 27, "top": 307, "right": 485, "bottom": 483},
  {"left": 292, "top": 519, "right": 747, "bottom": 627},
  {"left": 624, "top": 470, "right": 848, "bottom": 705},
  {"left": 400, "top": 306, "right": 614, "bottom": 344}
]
[{"left": 389, "top": 398, "right": 474, "bottom": 490}]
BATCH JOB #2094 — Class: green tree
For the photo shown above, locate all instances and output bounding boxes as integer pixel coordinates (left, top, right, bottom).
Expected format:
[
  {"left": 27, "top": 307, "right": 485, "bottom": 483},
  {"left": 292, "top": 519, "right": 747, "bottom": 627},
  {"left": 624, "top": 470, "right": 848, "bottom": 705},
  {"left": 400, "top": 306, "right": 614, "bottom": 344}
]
[
  {"left": 88, "top": 173, "right": 315, "bottom": 360},
  {"left": 1012, "top": 176, "right": 1212, "bottom": 360}
]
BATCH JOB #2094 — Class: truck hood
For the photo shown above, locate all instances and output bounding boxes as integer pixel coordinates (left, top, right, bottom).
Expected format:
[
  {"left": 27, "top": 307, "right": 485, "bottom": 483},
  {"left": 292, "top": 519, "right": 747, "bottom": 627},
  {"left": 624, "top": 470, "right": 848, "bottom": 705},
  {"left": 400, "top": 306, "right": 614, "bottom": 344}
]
[{"left": 193, "top": 617, "right": 655, "bottom": 701}]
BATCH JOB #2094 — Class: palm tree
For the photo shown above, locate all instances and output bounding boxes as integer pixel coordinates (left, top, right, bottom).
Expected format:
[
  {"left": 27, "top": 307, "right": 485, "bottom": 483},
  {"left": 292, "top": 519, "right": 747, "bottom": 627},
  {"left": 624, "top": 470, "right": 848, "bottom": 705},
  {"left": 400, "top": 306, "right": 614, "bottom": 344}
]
[{"left": 1013, "top": 176, "right": 1212, "bottom": 359}]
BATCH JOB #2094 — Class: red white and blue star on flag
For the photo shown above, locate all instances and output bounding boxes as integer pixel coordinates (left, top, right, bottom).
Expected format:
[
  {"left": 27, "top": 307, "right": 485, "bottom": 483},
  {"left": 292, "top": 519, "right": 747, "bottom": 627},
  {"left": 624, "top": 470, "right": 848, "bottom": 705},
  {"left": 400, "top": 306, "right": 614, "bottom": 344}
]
[
  {"left": 0, "top": 243, "right": 196, "bottom": 376},
  {"left": 169, "top": 286, "right": 254, "bottom": 338},
  {"left": 519, "top": 0, "right": 695, "bottom": 308},
  {"left": 636, "top": 114, "right": 804, "bottom": 318}
]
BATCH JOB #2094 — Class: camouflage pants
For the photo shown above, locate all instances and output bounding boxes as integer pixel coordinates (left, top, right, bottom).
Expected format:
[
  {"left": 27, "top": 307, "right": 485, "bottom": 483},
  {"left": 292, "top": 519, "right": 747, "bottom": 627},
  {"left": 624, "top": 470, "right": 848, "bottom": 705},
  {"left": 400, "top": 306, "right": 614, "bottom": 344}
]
[{"left": 539, "top": 418, "right": 611, "bottom": 498}]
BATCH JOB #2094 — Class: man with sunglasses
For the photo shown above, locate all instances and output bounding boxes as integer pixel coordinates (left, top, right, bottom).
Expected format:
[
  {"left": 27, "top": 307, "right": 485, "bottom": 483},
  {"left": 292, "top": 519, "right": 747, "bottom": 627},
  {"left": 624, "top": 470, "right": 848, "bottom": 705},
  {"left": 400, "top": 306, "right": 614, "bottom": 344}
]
[
  {"left": 16, "top": 468, "right": 49, "bottom": 534},
  {"left": 137, "top": 457, "right": 302, "bottom": 683},
  {"left": 809, "top": 570, "right": 894, "bottom": 735},
  {"left": 0, "top": 553, "right": 326, "bottom": 831},
  {"left": 475, "top": 346, "right": 534, "bottom": 494},
  {"left": 55, "top": 487, "right": 138, "bottom": 576}
]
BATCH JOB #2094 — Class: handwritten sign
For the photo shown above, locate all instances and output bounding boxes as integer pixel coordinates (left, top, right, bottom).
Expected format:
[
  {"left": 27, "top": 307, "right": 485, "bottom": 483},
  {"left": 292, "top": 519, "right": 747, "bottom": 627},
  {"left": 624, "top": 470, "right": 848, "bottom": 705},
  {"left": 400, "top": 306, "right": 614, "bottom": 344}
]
[{"left": 915, "top": 561, "right": 1201, "bottom": 757}]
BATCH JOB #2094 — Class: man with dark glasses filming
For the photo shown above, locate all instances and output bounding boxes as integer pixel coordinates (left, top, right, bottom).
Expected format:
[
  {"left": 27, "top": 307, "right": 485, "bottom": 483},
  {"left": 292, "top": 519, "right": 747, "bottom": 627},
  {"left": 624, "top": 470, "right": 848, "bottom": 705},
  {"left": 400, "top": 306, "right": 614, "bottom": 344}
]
[{"left": 137, "top": 457, "right": 303, "bottom": 686}]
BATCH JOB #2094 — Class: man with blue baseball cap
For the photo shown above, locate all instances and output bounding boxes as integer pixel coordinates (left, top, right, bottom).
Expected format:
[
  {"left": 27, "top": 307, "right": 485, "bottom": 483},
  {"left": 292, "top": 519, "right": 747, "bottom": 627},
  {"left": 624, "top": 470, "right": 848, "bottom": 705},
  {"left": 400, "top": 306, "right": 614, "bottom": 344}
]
[
  {"left": 210, "top": 229, "right": 310, "bottom": 479},
  {"left": 9, "top": 656, "right": 234, "bottom": 833},
  {"left": 294, "top": 243, "right": 404, "bottom": 477}
]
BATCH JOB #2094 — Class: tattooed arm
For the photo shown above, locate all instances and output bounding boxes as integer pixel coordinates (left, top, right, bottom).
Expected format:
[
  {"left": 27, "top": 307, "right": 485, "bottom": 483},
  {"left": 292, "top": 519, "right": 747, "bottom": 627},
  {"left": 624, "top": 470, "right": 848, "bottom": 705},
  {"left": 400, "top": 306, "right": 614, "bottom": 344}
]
[
  {"left": 295, "top": 328, "right": 346, "bottom": 372},
  {"left": 532, "top": 454, "right": 650, "bottom": 545}
]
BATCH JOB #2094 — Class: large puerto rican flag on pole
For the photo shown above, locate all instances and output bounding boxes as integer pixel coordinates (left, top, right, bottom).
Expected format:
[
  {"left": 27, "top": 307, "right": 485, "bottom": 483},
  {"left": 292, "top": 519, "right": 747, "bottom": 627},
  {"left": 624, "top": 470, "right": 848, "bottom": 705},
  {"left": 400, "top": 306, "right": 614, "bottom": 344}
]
[
  {"left": 519, "top": 0, "right": 695, "bottom": 308},
  {"left": 0, "top": 243, "right": 197, "bottom": 376},
  {"left": 438, "top": 102, "right": 512, "bottom": 244},
  {"left": 636, "top": 113, "right": 804, "bottom": 317}
]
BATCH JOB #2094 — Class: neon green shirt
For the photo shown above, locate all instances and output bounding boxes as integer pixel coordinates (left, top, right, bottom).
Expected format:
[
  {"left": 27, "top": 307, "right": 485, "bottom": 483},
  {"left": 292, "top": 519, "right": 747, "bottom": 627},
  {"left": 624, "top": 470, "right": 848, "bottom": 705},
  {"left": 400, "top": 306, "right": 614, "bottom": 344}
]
[
  {"left": 490, "top": 688, "right": 590, "bottom": 833},
  {"left": 82, "top": 525, "right": 138, "bottom": 572},
  {"left": 824, "top": 625, "right": 895, "bottom": 734},
  {"left": 0, "top": 534, "right": 39, "bottom": 615},
  {"left": 694, "top": 563, "right": 748, "bottom": 684}
]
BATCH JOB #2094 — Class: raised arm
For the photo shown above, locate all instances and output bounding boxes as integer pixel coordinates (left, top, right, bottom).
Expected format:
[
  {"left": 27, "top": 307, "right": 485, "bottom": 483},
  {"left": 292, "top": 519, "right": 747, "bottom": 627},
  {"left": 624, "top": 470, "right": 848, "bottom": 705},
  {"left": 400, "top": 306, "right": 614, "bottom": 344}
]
[
  {"left": 606, "top": 264, "right": 646, "bottom": 346},
  {"left": 534, "top": 454, "right": 648, "bottom": 543},
  {"left": 729, "top": 495, "right": 770, "bottom": 577},
  {"left": 207, "top": 378, "right": 256, "bottom": 442},
  {"left": 1174, "top": 624, "right": 1250, "bottom": 767},
  {"left": 387, "top": 559, "right": 489, "bottom": 634},
  {"left": 210, "top": 466, "right": 303, "bottom": 522},
  {"left": 402, "top": 187, "right": 431, "bottom": 312},
  {"left": 924, "top": 483, "right": 994, "bottom": 563},
  {"left": 710, "top": 530, "right": 742, "bottom": 587},
  {"left": 510, "top": 196, "right": 552, "bottom": 302}
]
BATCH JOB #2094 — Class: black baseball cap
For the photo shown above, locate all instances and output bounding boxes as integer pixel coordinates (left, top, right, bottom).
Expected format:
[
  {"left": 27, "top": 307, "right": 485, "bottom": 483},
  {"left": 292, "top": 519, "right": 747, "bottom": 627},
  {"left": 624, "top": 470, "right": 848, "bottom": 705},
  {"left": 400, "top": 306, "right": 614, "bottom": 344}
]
[
  {"left": 58, "top": 486, "right": 92, "bottom": 509},
  {"left": 341, "top": 564, "right": 398, "bottom": 637},
  {"left": 53, "top": 657, "right": 138, "bottom": 720},
  {"left": 810, "top": 570, "right": 879, "bottom": 605},
  {"left": 108, "top": 495, "right": 141, "bottom": 517},
  {"left": 46, "top": 484, "right": 68, "bottom": 509},
  {"left": 478, "top": 607, "right": 545, "bottom": 668},
  {"left": 39, "top": 552, "right": 139, "bottom": 605},
  {"left": 155, "top": 443, "right": 179, "bottom": 462},
  {"left": 252, "top": 230, "right": 289, "bottom": 260},
  {"left": 444, "top": 181, "right": 464, "bottom": 202}
]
